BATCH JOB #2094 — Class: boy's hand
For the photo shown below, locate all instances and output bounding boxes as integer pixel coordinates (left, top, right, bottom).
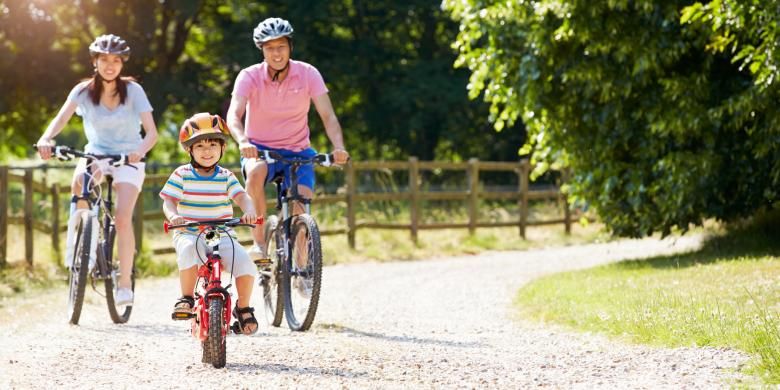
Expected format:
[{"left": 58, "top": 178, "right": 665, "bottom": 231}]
[
  {"left": 168, "top": 215, "right": 186, "bottom": 225},
  {"left": 241, "top": 212, "right": 258, "bottom": 225}
]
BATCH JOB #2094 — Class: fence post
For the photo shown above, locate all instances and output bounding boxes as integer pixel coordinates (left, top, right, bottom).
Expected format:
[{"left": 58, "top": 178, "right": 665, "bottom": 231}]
[
  {"left": 409, "top": 157, "right": 419, "bottom": 245},
  {"left": 468, "top": 158, "right": 479, "bottom": 235},
  {"left": 51, "top": 184, "right": 61, "bottom": 256},
  {"left": 134, "top": 190, "right": 144, "bottom": 256},
  {"left": 518, "top": 160, "right": 529, "bottom": 239},
  {"left": 562, "top": 169, "right": 571, "bottom": 235},
  {"left": 0, "top": 166, "right": 7, "bottom": 266},
  {"left": 24, "top": 168, "right": 34, "bottom": 266},
  {"left": 345, "top": 162, "right": 356, "bottom": 249}
]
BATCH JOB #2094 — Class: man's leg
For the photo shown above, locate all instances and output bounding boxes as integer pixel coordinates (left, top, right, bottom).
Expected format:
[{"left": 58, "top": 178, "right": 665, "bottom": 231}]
[{"left": 244, "top": 159, "right": 269, "bottom": 251}]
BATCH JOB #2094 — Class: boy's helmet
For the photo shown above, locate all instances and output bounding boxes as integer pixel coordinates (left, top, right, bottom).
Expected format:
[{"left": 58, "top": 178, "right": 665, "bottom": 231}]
[
  {"left": 89, "top": 34, "right": 131, "bottom": 61},
  {"left": 253, "top": 17, "right": 293, "bottom": 49},
  {"left": 178, "top": 113, "right": 231, "bottom": 151}
]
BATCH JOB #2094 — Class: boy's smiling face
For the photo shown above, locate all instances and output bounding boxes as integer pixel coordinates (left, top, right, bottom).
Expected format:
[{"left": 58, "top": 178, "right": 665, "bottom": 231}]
[{"left": 190, "top": 138, "right": 225, "bottom": 168}]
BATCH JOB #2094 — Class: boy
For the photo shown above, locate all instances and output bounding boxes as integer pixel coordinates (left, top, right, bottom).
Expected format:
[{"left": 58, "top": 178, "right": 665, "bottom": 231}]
[{"left": 159, "top": 112, "right": 258, "bottom": 335}]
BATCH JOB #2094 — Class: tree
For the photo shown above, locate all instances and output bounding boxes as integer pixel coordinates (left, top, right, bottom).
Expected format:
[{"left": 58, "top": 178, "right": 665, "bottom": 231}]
[{"left": 444, "top": 0, "right": 779, "bottom": 237}]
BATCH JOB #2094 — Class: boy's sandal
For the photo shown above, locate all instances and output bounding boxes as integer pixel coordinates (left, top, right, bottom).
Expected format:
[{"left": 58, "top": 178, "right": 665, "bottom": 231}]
[
  {"left": 232, "top": 306, "right": 259, "bottom": 335},
  {"left": 171, "top": 296, "right": 195, "bottom": 320}
]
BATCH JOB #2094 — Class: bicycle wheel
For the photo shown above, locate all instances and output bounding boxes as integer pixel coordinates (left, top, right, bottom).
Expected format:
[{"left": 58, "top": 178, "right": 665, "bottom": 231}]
[
  {"left": 67, "top": 213, "right": 91, "bottom": 325},
  {"left": 282, "top": 213, "right": 322, "bottom": 331},
  {"left": 102, "top": 223, "right": 134, "bottom": 323},
  {"left": 261, "top": 215, "right": 284, "bottom": 327},
  {"left": 205, "top": 297, "right": 227, "bottom": 368}
]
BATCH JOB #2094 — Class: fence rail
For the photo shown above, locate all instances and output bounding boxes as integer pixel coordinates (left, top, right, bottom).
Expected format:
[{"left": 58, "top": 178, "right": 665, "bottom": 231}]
[{"left": 0, "top": 158, "right": 574, "bottom": 266}]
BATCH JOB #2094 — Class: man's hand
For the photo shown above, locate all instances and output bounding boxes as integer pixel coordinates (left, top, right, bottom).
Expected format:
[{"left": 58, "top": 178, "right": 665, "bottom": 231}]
[
  {"left": 239, "top": 141, "right": 258, "bottom": 159},
  {"left": 332, "top": 149, "right": 350, "bottom": 165}
]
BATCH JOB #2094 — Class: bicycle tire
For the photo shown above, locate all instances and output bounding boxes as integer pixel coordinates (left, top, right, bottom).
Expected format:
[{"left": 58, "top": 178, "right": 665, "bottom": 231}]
[
  {"left": 282, "top": 214, "right": 322, "bottom": 331},
  {"left": 261, "top": 215, "right": 284, "bottom": 327},
  {"left": 205, "top": 297, "right": 227, "bottom": 368},
  {"left": 102, "top": 225, "right": 135, "bottom": 323},
  {"left": 67, "top": 214, "right": 91, "bottom": 325}
]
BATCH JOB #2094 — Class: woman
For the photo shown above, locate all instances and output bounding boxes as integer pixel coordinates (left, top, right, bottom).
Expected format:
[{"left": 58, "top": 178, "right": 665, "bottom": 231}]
[{"left": 36, "top": 34, "right": 158, "bottom": 306}]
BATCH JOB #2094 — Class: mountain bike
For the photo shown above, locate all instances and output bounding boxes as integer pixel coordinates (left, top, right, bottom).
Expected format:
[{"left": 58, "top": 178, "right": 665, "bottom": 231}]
[
  {"left": 165, "top": 218, "right": 256, "bottom": 368},
  {"left": 35, "top": 145, "right": 139, "bottom": 325},
  {"left": 255, "top": 150, "right": 336, "bottom": 331}
]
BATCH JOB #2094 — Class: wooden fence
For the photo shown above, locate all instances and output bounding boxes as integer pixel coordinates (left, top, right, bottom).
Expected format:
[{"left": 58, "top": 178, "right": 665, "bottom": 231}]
[{"left": 0, "top": 158, "right": 573, "bottom": 265}]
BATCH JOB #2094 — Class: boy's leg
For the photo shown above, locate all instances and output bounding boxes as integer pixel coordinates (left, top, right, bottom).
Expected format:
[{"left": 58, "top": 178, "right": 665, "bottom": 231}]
[
  {"left": 220, "top": 237, "right": 257, "bottom": 334},
  {"left": 179, "top": 266, "right": 198, "bottom": 297},
  {"left": 174, "top": 235, "right": 200, "bottom": 297}
]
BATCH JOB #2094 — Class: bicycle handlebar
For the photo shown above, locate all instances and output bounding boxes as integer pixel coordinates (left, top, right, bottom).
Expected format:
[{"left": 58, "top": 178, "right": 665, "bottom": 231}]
[
  {"left": 33, "top": 144, "right": 146, "bottom": 168},
  {"left": 256, "top": 150, "right": 344, "bottom": 167},
  {"left": 163, "top": 217, "right": 262, "bottom": 234}
]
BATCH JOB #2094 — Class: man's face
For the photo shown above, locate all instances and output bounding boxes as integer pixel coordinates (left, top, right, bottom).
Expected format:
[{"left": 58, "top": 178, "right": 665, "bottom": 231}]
[{"left": 261, "top": 37, "right": 291, "bottom": 70}]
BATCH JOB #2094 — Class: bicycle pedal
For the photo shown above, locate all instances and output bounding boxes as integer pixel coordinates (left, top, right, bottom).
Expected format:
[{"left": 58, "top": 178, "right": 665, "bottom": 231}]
[
  {"left": 171, "top": 312, "right": 196, "bottom": 321},
  {"left": 253, "top": 258, "right": 272, "bottom": 266}
]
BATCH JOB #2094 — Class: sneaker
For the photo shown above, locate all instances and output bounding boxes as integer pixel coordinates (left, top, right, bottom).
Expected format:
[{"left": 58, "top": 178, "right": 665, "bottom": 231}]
[
  {"left": 248, "top": 244, "right": 270, "bottom": 262},
  {"left": 115, "top": 287, "right": 134, "bottom": 306}
]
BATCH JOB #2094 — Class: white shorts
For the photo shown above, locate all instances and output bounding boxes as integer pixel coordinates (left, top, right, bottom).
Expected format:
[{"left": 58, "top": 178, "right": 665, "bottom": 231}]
[
  {"left": 173, "top": 234, "right": 256, "bottom": 277},
  {"left": 74, "top": 158, "right": 146, "bottom": 191}
]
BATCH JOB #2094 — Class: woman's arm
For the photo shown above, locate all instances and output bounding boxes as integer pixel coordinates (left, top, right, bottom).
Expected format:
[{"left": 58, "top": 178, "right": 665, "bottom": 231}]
[
  {"left": 36, "top": 100, "right": 78, "bottom": 160},
  {"left": 131, "top": 111, "right": 158, "bottom": 163}
]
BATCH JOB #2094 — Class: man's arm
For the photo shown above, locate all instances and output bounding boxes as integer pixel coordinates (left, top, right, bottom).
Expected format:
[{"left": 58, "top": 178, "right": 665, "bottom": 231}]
[
  {"left": 312, "top": 93, "right": 349, "bottom": 164},
  {"left": 227, "top": 94, "right": 258, "bottom": 158}
]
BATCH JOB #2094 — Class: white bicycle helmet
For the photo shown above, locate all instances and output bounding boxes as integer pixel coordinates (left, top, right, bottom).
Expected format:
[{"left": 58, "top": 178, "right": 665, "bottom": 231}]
[
  {"left": 253, "top": 17, "right": 294, "bottom": 49},
  {"left": 88, "top": 34, "right": 131, "bottom": 61}
]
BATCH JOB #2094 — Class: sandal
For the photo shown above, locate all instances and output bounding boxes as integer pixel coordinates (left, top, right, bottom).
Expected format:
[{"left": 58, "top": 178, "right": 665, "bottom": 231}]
[
  {"left": 171, "top": 296, "right": 195, "bottom": 320},
  {"left": 232, "top": 305, "right": 259, "bottom": 335}
]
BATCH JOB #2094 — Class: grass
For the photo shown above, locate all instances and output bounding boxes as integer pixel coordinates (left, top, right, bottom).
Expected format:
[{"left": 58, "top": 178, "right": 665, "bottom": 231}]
[{"left": 515, "top": 210, "right": 780, "bottom": 383}]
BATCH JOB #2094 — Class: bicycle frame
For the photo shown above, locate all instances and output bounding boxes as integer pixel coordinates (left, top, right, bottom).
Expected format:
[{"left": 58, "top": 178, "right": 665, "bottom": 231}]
[{"left": 192, "top": 227, "right": 233, "bottom": 342}]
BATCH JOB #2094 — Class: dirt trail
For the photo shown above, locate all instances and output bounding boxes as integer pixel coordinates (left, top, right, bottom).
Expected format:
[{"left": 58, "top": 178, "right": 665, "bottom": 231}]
[{"left": 0, "top": 235, "right": 752, "bottom": 388}]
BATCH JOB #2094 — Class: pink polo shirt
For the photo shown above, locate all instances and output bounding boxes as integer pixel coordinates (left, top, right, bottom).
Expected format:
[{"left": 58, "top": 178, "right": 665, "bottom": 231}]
[{"left": 232, "top": 60, "right": 328, "bottom": 151}]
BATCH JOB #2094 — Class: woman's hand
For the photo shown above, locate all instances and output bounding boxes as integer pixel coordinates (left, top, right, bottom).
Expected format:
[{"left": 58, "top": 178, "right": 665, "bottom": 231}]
[
  {"left": 128, "top": 151, "right": 144, "bottom": 163},
  {"left": 36, "top": 138, "right": 55, "bottom": 160}
]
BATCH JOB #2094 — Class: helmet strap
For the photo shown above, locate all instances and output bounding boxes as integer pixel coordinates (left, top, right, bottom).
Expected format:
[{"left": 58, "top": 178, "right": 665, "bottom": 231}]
[{"left": 271, "top": 60, "right": 290, "bottom": 82}]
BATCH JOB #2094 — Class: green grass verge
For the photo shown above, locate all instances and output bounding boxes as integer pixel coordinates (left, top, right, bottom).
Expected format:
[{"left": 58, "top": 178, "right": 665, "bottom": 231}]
[{"left": 515, "top": 211, "right": 780, "bottom": 383}]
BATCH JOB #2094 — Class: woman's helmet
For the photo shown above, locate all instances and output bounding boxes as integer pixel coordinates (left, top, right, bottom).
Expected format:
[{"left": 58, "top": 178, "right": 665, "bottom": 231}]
[
  {"left": 178, "top": 113, "right": 231, "bottom": 151},
  {"left": 88, "top": 34, "right": 131, "bottom": 61},
  {"left": 253, "top": 17, "right": 293, "bottom": 49}
]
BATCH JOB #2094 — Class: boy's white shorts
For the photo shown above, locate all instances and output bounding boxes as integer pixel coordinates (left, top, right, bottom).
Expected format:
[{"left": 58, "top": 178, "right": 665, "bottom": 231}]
[{"left": 173, "top": 234, "right": 256, "bottom": 277}]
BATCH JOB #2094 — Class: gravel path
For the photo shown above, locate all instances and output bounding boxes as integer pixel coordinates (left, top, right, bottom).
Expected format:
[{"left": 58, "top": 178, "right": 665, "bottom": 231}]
[{"left": 0, "top": 235, "right": 754, "bottom": 388}]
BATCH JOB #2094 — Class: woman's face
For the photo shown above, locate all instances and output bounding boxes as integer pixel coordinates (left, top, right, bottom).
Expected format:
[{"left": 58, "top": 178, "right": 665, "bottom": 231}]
[
  {"left": 94, "top": 53, "right": 123, "bottom": 81},
  {"left": 261, "top": 37, "right": 291, "bottom": 71}
]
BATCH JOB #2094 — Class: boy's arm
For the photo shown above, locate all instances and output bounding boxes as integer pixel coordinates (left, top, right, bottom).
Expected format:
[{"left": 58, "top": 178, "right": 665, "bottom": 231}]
[
  {"left": 234, "top": 192, "right": 258, "bottom": 224},
  {"left": 162, "top": 197, "right": 186, "bottom": 225}
]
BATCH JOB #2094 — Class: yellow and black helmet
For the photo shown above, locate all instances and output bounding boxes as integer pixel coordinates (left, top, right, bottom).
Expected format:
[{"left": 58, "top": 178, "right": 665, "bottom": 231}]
[{"left": 178, "top": 113, "right": 231, "bottom": 150}]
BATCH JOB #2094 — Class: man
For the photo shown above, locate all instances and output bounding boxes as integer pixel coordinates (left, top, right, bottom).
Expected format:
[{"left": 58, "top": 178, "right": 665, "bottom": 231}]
[{"left": 227, "top": 17, "right": 349, "bottom": 259}]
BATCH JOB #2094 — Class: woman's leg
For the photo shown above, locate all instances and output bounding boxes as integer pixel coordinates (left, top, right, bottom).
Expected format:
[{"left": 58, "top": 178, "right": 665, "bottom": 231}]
[{"left": 113, "top": 182, "right": 139, "bottom": 289}]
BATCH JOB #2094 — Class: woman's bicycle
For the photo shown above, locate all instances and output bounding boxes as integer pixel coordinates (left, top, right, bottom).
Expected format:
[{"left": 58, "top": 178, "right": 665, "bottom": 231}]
[
  {"left": 35, "top": 145, "right": 138, "bottom": 325},
  {"left": 256, "top": 150, "right": 336, "bottom": 332},
  {"left": 165, "top": 218, "right": 256, "bottom": 368}
]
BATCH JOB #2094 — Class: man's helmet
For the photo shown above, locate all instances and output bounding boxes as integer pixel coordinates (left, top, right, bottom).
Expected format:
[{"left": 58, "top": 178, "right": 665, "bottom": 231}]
[
  {"left": 178, "top": 113, "right": 231, "bottom": 151},
  {"left": 253, "top": 17, "right": 293, "bottom": 49},
  {"left": 89, "top": 34, "right": 131, "bottom": 61}
]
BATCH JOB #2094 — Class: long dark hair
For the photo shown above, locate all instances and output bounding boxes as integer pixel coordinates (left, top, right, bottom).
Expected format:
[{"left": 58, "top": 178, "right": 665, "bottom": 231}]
[{"left": 80, "top": 73, "right": 136, "bottom": 106}]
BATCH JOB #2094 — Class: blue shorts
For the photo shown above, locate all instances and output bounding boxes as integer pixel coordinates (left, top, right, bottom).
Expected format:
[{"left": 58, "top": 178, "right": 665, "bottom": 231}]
[{"left": 240, "top": 144, "right": 317, "bottom": 190}]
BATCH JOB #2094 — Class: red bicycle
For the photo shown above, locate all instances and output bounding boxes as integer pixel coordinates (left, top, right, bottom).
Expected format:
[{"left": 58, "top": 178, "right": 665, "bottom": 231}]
[{"left": 164, "top": 217, "right": 257, "bottom": 368}]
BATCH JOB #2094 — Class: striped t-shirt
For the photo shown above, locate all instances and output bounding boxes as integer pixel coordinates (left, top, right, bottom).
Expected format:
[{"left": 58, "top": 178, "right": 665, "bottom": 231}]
[{"left": 159, "top": 164, "right": 246, "bottom": 235}]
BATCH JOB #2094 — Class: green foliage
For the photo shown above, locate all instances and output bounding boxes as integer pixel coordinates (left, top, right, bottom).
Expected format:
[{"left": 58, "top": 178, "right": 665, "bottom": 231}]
[
  {"left": 1, "top": 0, "right": 522, "bottom": 164},
  {"left": 444, "top": 0, "right": 780, "bottom": 237}
]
